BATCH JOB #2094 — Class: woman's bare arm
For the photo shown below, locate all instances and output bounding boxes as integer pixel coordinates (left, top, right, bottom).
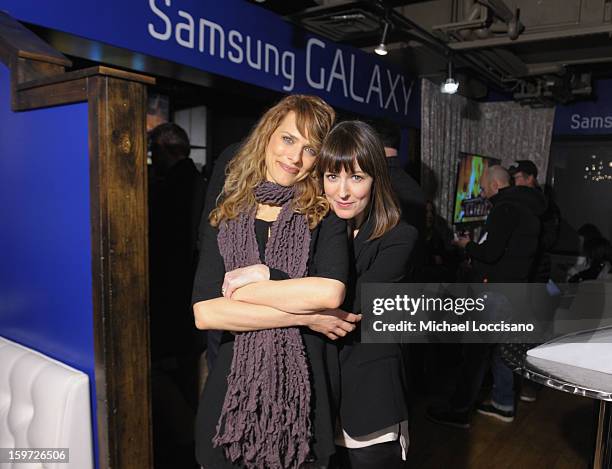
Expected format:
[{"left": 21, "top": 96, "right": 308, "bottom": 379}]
[
  {"left": 230, "top": 277, "right": 346, "bottom": 314},
  {"left": 193, "top": 297, "right": 359, "bottom": 340}
]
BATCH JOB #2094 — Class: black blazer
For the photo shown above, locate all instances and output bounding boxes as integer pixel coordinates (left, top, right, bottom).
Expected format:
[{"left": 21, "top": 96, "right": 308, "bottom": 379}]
[{"left": 339, "top": 217, "right": 417, "bottom": 437}]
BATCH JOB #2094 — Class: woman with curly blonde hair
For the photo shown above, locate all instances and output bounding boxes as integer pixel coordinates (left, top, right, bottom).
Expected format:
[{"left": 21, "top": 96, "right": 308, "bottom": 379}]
[{"left": 192, "top": 95, "right": 359, "bottom": 469}]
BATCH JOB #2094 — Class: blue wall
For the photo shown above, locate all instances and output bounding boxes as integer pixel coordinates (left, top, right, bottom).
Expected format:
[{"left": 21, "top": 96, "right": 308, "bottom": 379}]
[{"left": 0, "top": 65, "right": 97, "bottom": 465}]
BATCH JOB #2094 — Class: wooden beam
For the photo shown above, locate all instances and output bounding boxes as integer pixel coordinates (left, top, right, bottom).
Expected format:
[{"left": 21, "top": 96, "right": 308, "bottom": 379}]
[
  {"left": 17, "top": 65, "right": 155, "bottom": 91},
  {"left": 13, "top": 73, "right": 87, "bottom": 111},
  {"left": 13, "top": 65, "right": 154, "bottom": 111},
  {"left": 0, "top": 11, "right": 71, "bottom": 68},
  {"left": 88, "top": 74, "right": 152, "bottom": 469}
]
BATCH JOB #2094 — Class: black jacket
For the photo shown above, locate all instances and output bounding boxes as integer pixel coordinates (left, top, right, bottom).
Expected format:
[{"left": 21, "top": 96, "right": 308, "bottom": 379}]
[
  {"left": 201, "top": 143, "right": 241, "bottom": 222},
  {"left": 386, "top": 157, "right": 426, "bottom": 232},
  {"left": 530, "top": 191, "right": 561, "bottom": 282},
  {"left": 466, "top": 186, "right": 546, "bottom": 283},
  {"left": 339, "top": 218, "right": 418, "bottom": 436},
  {"left": 386, "top": 157, "right": 426, "bottom": 279}
]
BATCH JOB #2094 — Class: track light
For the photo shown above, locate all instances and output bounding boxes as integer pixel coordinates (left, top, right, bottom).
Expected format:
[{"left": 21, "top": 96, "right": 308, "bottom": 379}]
[
  {"left": 374, "top": 21, "right": 390, "bottom": 56},
  {"left": 440, "top": 61, "right": 459, "bottom": 94},
  {"left": 441, "top": 78, "right": 459, "bottom": 94}
]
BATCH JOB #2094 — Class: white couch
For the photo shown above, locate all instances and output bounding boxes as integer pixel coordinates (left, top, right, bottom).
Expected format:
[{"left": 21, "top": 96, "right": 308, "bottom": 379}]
[{"left": 0, "top": 337, "right": 94, "bottom": 469}]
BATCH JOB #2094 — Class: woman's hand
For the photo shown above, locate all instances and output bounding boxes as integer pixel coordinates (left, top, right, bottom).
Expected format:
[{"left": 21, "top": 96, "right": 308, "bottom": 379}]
[
  {"left": 303, "top": 309, "right": 362, "bottom": 340},
  {"left": 222, "top": 264, "right": 270, "bottom": 298}
]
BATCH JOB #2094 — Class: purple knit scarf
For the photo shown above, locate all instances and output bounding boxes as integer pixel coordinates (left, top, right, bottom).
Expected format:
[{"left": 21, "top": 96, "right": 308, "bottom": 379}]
[{"left": 214, "top": 181, "right": 312, "bottom": 469}]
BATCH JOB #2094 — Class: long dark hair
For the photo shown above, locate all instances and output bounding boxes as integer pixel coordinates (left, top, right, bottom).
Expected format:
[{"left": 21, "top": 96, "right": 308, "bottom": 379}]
[{"left": 317, "top": 120, "right": 400, "bottom": 240}]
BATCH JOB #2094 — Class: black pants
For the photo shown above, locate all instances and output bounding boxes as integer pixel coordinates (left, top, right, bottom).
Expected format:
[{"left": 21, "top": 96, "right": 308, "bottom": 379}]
[
  {"left": 334, "top": 441, "right": 406, "bottom": 469},
  {"left": 450, "top": 343, "right": 492, "bottom": 411}
]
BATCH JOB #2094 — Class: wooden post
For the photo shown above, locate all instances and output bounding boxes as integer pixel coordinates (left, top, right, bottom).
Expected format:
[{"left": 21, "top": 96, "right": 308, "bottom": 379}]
[{"left": 88, "top": 74, "right": 153, "bottom": 469}]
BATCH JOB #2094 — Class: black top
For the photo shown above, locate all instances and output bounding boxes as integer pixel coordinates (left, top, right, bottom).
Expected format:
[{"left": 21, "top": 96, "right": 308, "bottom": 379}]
[
  {"left": 339, "top": 218, "right": 418, "bottom": 436},
  {"left": 466, "top": 186, "right": 546, "bottom": 283},
  {"left": 193, "top": 212, "right": 349, "bottom": 468}
]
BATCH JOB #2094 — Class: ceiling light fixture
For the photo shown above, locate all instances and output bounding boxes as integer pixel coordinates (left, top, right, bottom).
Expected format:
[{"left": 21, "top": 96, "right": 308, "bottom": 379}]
[
  {"left": 441, "top": 61, "right": 459, "bottom": 94},
  {"left": 374, "top": 21, "right": 390, "bottom": 56}
]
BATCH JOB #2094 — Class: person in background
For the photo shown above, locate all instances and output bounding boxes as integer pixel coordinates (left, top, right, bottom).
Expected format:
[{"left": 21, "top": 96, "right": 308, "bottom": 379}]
[
  {"left": 422, "top": 200, "right": 457, "bottom": 282},
  {"left": 568, "top": 236, "right": 612, "bottom": 282},
  {"left": 318, "top": 121, "right": 417, "bottom": 468},
  {"left": 567, "top": 223, "right": 604, "bottom": 280},
  {"left": 370, "top": 120, "right": 427, "bottom": 399},
  {"left": 148, "top": 123, "right": 207, "bottom": 468},
  {"left": 428, "top": 165, "right": 545, "bottom": 428},
  {"left": 508, "top": 159, "right": 561, "bottom": 403},
  {"left": 509, "top": 159, "right": 561, "bottom": 283},
  {"left": 371, "top": 120, "right": 425, "bottom": 239}
]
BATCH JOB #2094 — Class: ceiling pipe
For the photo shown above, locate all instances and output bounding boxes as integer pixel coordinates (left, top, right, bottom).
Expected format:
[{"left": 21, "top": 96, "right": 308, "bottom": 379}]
[
  {"left": 364, "top": 0, "right": 508, "bottom": 88},
  {"left": 448, "top": 23, "right": 612, "bottom": 50}
]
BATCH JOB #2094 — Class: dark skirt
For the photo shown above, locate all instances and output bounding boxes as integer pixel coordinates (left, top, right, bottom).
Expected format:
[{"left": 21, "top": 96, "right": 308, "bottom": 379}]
[{"left": 195, "top": 330, "right": 339, "bottom": 468}]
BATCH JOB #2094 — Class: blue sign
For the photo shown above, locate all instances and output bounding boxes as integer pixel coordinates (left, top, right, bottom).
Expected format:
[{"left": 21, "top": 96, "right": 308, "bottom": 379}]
[
  {"left": 554, "top": 79, "right": 612, "bottom": 135},
  {"left": 0, "top": 0, "right": 418, "bottom": 125}
]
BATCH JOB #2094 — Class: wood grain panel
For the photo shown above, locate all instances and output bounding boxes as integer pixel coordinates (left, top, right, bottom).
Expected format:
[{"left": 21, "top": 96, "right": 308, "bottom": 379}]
[{"left": 88, "top": 75, "right": 152, "bottom": 469}]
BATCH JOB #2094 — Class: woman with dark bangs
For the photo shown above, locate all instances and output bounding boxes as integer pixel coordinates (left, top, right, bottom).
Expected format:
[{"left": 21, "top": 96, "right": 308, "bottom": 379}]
[
  {"left": 192, "top": 95, "right": 361, "bottom": 469},
  {"left": 317, "top": 121, "right": 417, "bottom": 468}
]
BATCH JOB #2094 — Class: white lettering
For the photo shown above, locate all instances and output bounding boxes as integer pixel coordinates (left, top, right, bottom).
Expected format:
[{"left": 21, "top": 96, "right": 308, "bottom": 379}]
[
  {"left": 281, "top": 52, "right": 295, "bottom": 91},
  {"left": 401, "top": 76, "right": 414, "bottom": 116},
  {"left": 326, "top": 49, "right": 348, "bottom": 97},
  {"left": 264, "top": 43, "right": 279, "bottom": 75},
  {"left": 384, "top": 70, "right": 400, "bottom": 112},
  {"left": 198, "top": 18, "right": 225, "bottom": 58},
  {"left": 349, "top": 54, "right": 364, "bottom": 103},
  {"left": 147, "top": 3, "right": 412, "bottom": 119},
  {"left": 176, "top": 10, "right": 195, "bottom": 49},
  {"left": 409, "top": 297, "right": 420, "bottom": 315},
  {"left": 306, "top": 38, "right": 326, "bottom": 90},
  {"left": 581, "top": 117, "right": 590, "bottom": 129},
  {"left": 366, "top": 65, "right": 383, "bottom": 108},
  {"left": 228, "top": 30, "right": 244, "bottom": 64},
  {"left": 246, "top": 36, "right": 262, "bottom": 70},
  {"left": 592, "top": 116, "right": 604, "bottom": 128},
  {"left": 571, "top": 114, "right": 612, "bottom": 130},
  {"left": 148, "top": 0, "right": 172, "bottom": 41}
]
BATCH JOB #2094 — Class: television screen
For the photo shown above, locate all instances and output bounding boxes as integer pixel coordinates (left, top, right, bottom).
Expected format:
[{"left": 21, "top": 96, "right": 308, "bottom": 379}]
[{"left": 453, "top": 153, "right": 501, "bottom": 225}]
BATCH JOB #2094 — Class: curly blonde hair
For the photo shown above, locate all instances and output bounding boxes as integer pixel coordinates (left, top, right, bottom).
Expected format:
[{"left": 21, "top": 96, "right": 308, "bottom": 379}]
[{"left": 210, "top": 95, "right": 335, "bottom": 229}]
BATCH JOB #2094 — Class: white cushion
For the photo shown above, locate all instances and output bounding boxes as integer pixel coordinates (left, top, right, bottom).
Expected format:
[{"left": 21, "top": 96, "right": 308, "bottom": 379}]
[{"left": 0, "top": 337, "right": 94, "bottom": 469}]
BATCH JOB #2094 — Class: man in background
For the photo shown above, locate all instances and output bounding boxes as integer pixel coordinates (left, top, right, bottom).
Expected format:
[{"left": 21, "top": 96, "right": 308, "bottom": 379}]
[
  {"left": 509, "top": 159, "right": 561, "bottom": 403},
  {"left": 149, "top": 123, "right": 206, "bottom": 468},
  {"left": 372, "top": 120, "right": 426, "bottom": 236},
  {"left": 509, "top": 160, "right": 561, "bottom": 284},
  {"left": 428, "top": 165, "right": 545, "bottom": 428}
]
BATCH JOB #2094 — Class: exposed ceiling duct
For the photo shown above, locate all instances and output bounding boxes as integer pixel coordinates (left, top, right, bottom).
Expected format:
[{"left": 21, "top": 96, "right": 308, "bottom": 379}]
[{"left": 254, "top": 0, "right": 612, "bottom": 106}]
